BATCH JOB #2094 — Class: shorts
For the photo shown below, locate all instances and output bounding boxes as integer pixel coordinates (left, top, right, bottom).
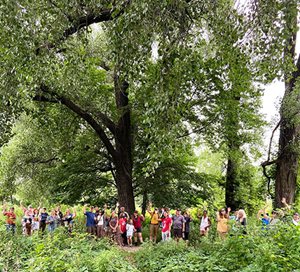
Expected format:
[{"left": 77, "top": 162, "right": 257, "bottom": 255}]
[
  {"left": 135, "top": 227, "right": 142, "bottom": 233},
  {"left": 150, "top": 224, "right": 159, "bottom": 237},
  {"left": 173, "top": 228, "right": 182, "bottom": 238}
]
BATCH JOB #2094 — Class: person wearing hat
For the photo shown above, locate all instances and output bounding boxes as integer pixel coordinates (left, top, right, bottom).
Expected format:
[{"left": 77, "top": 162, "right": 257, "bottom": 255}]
[{"left": 269, "top": 210, "right": 280, "bottom": 226}]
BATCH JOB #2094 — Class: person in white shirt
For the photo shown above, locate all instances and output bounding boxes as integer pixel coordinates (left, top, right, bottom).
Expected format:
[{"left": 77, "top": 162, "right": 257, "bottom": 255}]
[
  {"left": 292, "top": 212, "right": 299, "bottom": 226},
  {"left": 199, "top": 210, "right": 211, "bottom": 236},
  {"left": 126, "top": 219, "right": 135, "bottom": 246},
  {"left": 97, "top": 210, "right": 106, "bottom": 238}
]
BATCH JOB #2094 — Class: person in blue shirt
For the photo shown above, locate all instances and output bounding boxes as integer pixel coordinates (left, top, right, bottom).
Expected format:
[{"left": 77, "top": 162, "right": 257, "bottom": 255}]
[
  {"left": 47, "top": 210, "right": 58, "bottom": 233},
  {"left": 39, "top": 208, "right": 49, "bottom": 233},
  {"left": 83, "top": 205, "right": 96, "bottom": 235},
  {"left": 257, "top": 208, "right": 270, "bottom": 230}
]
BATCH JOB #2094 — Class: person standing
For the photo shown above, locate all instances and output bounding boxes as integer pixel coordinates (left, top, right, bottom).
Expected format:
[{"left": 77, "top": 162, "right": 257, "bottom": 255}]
[
  {"left": 257, "top": 208, "right": 270, "bottom": 230},
  {"left": 47, "top": 209, "right": 58, "bottom": 233},
  {"left": 216, "top": 207, "right": 230, "bottom": 239},
  {"left": 147, "top": 204, "right": 160, "bottom": 243},
  {"left": 96, "top": 210, "right": 106, "bottom": 238},
  {"left": 63, "top": 208, "right": 76, "bottom": 233},
  {"left": 83, "top": 205, "right": 96, "bottom": 235},
  {"left": 39, "top": 207, "right": 49, "bottom": 233},
  {"left": 236, "top": 209, "right": 247, "bottom": 234},
  {"left": 119, "top": 213, "right": 127, "bottom": 245},
  {"left": 32, "top": 208, "right": 40, "bottom": 234},
  {"left": 132, "top": 210, "right": 144, "bottom": 245},
  {"left": 161, "top": 211, "right": 172, "bottom": 242},
  {"left": 109, "top": 211, "right": 122, "bottom": 246},
  {"left": 292, "top": 212, "right": 299, "bottom": 226},
  {"left": 56, "top": 206, "right": 64, "bottom": 227},
  {"left": 117, "top": 203, "right": 129, "bottom": 219},
  {"left": 183, "top": 211, "right": 192, "bottom": 243},
  {"left": 199, "top": 210, "right": 211, "bottom": 236},
  {"left": 126, "top": 219, "right": 135, "bottom": 247},
  {"left": 3, "top": 205, "right": 16, "bottom": 234},
  {"left": 22, "top": 210, "right": 33, "bottom": 236},
  {"left": 172, "top": 209, "right": 185, "bottom": 243}
]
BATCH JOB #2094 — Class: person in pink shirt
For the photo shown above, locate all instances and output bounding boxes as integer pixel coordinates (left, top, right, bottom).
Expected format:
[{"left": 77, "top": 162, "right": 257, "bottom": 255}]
[
  {"left": 132, "top": 210, "right": 144, "bottom": 245},
  {"left": 161, "top": 210, "right": 172, "bottom": 241}
]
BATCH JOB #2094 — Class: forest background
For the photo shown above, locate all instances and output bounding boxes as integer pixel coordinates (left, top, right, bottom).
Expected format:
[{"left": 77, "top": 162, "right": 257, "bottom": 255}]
[{"left": 1, "top": 0, "right": 300, "bottom": 270}]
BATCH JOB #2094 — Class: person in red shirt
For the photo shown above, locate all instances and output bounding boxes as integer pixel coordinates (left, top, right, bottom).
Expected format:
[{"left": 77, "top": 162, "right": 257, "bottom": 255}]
[
  {"left": 132, "top": 210, "right": 144, "bottom": 245},
  {"left": 119, "top": 213, "right": 127, "bottom": 246},
  {"left": 161, "top": 210, "right": 172, "bottom": 241},
  {"left": 3, "top": 206, "right": 17, "bottom": 234}
]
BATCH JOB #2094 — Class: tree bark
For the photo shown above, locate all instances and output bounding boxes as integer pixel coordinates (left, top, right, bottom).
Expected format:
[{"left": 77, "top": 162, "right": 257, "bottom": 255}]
[
  {"left": 225, "top": 149, "right": 240, "bottom": 211},
  {"left": 33, "top": 76, "right": 136, "bottom": 213},
  {"left": 113, "top": 74, "right": 135, "bottom": 213},
  {"left": 275, "top": 86, "right": 300, "bottom": 208},
  {"left": 274, "top": 4, "right": 299, "bottom": 208}
]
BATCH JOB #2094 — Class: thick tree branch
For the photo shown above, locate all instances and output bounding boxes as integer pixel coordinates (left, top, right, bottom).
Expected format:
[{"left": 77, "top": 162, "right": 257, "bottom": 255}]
[
  {"left": 36, "top": 0, "right": 131, "bottom": 54},
  {"left": 27, "top": 157, "right": 58, "bottom": 164},
  {"left": 62, "top": 9, "right": 112, "bottom": 39},
  {"left": 260, "top": 119, "right": 281, "bottom": 199},
  {"left": 33, "top": 86, "right": 118, "bottom": 159}
]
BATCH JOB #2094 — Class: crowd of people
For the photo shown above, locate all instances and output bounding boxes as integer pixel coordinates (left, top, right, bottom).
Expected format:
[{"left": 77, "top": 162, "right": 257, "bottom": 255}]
[
  {"left": 2, "top": 203, "right": 76, "bottom": 235},
  {"left": 2, "top": 198, "right": 299, "bottom": 246}
]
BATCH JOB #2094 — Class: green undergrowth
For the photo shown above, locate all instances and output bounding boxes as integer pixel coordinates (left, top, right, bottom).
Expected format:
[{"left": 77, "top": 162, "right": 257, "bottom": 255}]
[{"left": 0, "top": 224, "right": 299, "bottom": 272}]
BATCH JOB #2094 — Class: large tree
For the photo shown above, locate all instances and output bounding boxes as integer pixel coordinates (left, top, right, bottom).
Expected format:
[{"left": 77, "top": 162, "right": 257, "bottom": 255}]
[{"left": 257, "top": 0, "right": 300, "bottom": 207}]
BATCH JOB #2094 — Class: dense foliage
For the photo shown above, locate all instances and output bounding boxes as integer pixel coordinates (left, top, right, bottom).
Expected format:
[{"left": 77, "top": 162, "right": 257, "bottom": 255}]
[{"left": 0, "top": 219, "right": 299, "bottom": 272}]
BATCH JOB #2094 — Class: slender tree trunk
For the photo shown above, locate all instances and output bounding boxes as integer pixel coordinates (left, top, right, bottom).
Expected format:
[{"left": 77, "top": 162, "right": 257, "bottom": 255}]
[
  {"left": 225, "top": 149, "right": 240, "bottom": 211},
  {"left": 141, "top": 190, "right": 148, "bottom": 216},
  {"left": 225, "top": 96, "right": 241, "bottom": 211}
]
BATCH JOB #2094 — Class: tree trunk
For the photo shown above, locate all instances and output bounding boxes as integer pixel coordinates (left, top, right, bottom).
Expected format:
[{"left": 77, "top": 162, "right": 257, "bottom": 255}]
[
  {"left": 225, "top": 153, "right": 240, "bottom": 211},
  {"left": 275, "top": 135, "right": 298, "bottom": 208},
  {"left": 225, "top": 96, "right": 241, "bottom": 211},
  {"left": 141, "top": 190, "right": 148, "bottom": 216},
  {"left": 114, "top": 159, "right": 135, "bottom": 213},
  {"left": 274, "top": 1, "right": 299, "bottom": 208},
  {"left": 275, "top": 91, "right": 300, "bottom": 208},
  {"left": 113, "top": 74, "right": 135, "bottom": 214}
]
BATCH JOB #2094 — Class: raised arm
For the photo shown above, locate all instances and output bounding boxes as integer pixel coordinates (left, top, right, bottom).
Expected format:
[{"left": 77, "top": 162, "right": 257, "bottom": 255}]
[
  {"left": 227, "top": 207, "right": 231, "bottom": 218},
  {"left": 72, "top": 208, "right": 77, "bottom": 219},
  {"left": 2, "top": 203, "right": 7, "bottom": 214},
  {"left": 20, "top": 201, "right": 26, "bottom": 214},
  {"left": 257, "top": 209, "right": 264, "bottom": 220},
  {"left": 216, "top": 211, "right": 220, "bottom": 222},
  {"left": 281, "top": 198, "right": 291, "bottom": 211}
]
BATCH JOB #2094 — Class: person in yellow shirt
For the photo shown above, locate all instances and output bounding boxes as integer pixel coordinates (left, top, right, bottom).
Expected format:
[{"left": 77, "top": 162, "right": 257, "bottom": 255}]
[
  {"left": 216, "top": 207, "right": 231, "bottom": 239},
  {"left": 147, "top": 203, "right": 159, "bottom": 243}
]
